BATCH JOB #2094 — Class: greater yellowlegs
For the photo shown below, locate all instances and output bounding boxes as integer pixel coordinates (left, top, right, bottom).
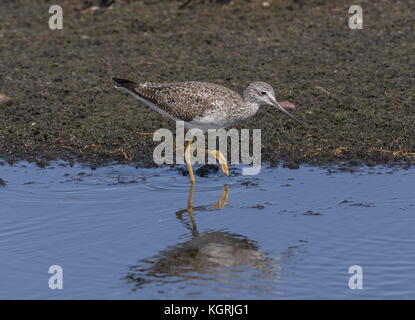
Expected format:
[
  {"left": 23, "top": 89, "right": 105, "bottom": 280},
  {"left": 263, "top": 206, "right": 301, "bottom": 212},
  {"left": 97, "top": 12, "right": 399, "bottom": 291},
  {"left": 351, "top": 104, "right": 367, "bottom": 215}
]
[{"left": 112, "top": 78, "right": 303, "bottom": 183}]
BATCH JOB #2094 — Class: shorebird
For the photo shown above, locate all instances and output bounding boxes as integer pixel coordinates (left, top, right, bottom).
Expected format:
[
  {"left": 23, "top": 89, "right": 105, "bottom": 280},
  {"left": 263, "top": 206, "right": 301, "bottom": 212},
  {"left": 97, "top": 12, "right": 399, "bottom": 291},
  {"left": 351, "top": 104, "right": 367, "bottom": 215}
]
[{"left": 112, "top": 78, "right": 303, "bottom": 183}]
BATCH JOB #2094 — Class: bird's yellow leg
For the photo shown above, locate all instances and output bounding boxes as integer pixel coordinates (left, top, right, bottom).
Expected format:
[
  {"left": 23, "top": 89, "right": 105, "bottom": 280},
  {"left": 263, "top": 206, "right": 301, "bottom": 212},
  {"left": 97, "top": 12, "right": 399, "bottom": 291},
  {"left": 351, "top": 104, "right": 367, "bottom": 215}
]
[
  {"left": 206, "top": 149, "right": 229, "bottom": 177},
  {"left": 184, "top": 140, "right": 196, "bottom": 184}
]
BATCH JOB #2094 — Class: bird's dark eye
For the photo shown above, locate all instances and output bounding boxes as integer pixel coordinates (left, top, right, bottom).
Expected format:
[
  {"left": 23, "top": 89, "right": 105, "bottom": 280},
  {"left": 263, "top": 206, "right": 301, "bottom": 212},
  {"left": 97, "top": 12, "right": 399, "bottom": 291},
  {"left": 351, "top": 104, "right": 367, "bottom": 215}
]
[{"left": 260, "top": 91, "right": 267, "bottom": 96}]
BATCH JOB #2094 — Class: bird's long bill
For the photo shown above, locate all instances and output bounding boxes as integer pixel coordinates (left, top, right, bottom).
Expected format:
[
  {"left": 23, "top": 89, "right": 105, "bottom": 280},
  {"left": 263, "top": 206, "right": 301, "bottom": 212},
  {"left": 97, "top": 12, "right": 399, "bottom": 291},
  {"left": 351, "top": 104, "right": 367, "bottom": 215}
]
[{"left": 272, "top": 101, "right": 304, "bottom": 125}]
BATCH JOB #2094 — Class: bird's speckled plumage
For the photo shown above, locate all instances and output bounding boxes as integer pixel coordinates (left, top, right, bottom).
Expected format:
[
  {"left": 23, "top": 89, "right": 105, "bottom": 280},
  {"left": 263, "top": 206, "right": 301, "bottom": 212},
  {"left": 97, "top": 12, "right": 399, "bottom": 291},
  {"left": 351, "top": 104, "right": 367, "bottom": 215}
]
[
  {"left": 112, "top": 78, "right": 302, "bottom": 131},
  {"left": 112, "top": 78, "right": 304, "bottom": 184}
]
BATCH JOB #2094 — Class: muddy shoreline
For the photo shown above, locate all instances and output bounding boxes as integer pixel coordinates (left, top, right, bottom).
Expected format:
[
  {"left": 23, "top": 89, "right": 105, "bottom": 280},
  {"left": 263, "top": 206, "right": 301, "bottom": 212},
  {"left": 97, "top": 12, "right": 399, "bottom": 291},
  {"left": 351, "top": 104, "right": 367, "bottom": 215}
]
[{"left": 0, "top": 0, "right": 414, "bottom": 169}]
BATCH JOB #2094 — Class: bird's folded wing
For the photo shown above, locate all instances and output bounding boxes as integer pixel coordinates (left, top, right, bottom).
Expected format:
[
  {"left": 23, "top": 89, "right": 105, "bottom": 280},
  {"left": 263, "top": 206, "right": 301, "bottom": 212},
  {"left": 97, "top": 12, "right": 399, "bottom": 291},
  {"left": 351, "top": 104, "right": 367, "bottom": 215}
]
[{"left": 131, "top": 82, "right": 241, "bottom": 122}]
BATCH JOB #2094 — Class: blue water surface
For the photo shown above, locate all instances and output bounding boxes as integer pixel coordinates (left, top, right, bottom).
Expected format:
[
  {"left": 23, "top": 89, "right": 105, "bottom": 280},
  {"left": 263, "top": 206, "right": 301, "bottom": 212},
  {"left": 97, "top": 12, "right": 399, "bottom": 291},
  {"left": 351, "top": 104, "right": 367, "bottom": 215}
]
[{"left": 0, "top": 162, "right": 414, "bottom": 299}]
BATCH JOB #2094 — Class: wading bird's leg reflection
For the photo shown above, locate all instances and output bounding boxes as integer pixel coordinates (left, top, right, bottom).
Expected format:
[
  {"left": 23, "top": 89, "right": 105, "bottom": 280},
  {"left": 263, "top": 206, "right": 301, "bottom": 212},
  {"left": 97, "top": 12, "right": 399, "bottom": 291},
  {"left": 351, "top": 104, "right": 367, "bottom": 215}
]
[
  {"left": 214, "top": 184, "right": 229, "bottom": 209},
  {"left": 175, "top": 184, "right": 230, "bottom": 236},
  {"left": 176, "top": 183, "right": 198, "bottom": 235},
  {"left": 186, "top": 182, "right": 197, "bottom": 232}
]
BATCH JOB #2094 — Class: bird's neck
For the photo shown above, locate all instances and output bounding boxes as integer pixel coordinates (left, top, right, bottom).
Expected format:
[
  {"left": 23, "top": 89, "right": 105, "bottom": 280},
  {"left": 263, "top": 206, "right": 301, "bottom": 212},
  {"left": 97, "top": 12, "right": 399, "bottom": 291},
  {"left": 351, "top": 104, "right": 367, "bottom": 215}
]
[{"left": 242, "top": 94, "right": 260, "bottom": 119}]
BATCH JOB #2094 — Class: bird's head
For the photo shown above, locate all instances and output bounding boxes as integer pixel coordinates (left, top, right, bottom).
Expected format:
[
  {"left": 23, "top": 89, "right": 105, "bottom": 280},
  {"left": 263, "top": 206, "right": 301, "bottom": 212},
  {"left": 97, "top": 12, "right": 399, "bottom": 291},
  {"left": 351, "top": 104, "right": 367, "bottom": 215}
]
[{"left": 245, "top": 82, "right": 304, "bottom": 125}]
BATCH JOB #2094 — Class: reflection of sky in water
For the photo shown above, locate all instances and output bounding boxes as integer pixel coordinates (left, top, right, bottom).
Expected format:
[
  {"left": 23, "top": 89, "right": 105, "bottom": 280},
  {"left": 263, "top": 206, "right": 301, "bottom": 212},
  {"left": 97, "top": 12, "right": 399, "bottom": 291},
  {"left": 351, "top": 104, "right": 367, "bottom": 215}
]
[{"left": 0, "top": 162, "right": 414, "bottom": 299}]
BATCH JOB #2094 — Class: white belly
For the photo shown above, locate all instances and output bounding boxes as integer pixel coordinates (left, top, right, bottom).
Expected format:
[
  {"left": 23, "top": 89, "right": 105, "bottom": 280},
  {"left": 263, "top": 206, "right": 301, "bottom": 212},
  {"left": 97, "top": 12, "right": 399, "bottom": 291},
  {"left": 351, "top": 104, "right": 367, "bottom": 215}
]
[{"left": 186, "top": 114, "right": 233, "bottom": 131}]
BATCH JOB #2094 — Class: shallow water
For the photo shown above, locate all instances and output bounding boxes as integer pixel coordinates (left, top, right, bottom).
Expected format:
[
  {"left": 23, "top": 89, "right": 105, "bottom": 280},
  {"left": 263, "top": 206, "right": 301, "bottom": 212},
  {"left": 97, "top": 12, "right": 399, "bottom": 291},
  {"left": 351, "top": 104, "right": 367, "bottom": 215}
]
[{"left": 0, "top": 162, "right": 414, "bottom": 299}]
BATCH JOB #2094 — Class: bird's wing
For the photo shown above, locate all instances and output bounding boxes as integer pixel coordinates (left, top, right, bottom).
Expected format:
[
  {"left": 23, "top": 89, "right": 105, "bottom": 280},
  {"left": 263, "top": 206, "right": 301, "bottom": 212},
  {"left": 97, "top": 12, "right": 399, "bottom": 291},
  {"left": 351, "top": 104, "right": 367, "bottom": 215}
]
[{"left": 117, "top": 80, "right": 242, "bottom": 122}]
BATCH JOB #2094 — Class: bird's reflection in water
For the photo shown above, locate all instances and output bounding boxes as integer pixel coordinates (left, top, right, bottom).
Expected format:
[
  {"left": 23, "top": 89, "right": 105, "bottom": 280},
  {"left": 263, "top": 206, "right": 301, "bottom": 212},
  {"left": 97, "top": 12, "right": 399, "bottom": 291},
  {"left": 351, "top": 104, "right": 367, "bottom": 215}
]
[
  {"left": 124, "top": 184, "right": 282, "bottom": 295},
  {"left": 175, "top": 183, "right": 230, "bottom": 236}
]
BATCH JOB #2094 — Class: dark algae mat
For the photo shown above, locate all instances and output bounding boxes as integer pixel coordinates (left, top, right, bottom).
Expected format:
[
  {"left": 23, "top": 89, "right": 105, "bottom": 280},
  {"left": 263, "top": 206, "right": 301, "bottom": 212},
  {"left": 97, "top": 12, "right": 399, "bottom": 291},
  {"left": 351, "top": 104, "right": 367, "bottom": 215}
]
[{"left": 0, "top": 0, "right": 414, "bottom": 168}]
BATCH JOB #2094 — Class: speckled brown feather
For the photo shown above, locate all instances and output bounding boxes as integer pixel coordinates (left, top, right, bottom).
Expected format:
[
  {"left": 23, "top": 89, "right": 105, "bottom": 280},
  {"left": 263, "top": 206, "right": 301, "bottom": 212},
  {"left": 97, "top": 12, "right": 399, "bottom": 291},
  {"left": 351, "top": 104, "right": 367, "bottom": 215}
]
[
  {"left": 113, "top": 78, "right": 243, "bottom": 122},
  {"left": 112, "top": 78, "right": 304, "bottom": 129}
]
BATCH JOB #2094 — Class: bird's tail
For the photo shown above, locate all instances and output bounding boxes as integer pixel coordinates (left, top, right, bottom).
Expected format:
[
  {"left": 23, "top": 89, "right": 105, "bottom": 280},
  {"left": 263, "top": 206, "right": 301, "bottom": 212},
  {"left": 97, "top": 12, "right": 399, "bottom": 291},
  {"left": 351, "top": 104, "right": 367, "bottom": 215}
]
[{"left": 112, "top": 78, "right": 137, "bottom": 90}]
